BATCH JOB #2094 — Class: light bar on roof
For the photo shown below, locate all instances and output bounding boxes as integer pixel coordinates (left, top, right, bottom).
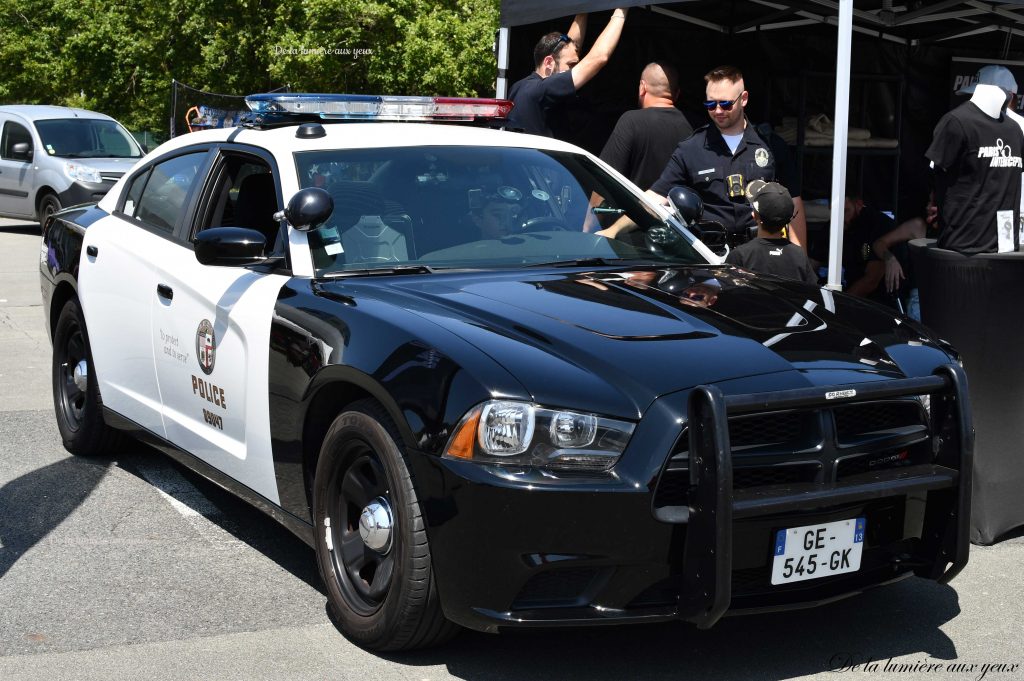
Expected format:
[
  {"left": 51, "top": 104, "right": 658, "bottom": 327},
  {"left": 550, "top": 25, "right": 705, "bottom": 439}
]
[{"left": 244, "top": 93, "right": 513, "bottom": 121}]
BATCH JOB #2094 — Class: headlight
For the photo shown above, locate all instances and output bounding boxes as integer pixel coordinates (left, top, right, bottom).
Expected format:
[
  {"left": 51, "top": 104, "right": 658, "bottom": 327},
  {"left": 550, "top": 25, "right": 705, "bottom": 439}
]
[
  {"left": 444, "top": 400, "right": 634, "bottom": 472},
  {"left": 64, "top": 162, "right": 103, "bottom": 184}
]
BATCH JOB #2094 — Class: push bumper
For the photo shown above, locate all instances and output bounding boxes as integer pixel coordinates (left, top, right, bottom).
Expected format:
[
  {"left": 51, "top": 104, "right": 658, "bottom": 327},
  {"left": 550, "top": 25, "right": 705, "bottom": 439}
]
[{"left": 417, "top": 364, "right": 972, "bottom": 633}]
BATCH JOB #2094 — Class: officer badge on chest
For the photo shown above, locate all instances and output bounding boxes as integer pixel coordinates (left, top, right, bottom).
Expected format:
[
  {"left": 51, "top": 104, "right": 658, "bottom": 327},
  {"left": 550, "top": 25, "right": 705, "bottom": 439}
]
[{"left": 754, "top": 148, "right": 770, "bottom": 168}]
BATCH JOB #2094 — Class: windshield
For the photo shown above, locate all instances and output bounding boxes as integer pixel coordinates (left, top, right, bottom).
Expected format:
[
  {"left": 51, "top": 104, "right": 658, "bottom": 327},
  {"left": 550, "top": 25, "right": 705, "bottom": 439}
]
[
  {"left": 294, "top": 145, "right": 707, "bottom": 275},
  {"left": 34, "top": 118, "right": 143, "bottom": 159}
]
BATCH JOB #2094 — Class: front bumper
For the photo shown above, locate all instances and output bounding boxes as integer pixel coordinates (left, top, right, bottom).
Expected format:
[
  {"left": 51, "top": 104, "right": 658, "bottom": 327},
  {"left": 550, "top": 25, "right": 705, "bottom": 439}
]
[{"left": 412, "top": 364, "right": 972, "bottom": 633}]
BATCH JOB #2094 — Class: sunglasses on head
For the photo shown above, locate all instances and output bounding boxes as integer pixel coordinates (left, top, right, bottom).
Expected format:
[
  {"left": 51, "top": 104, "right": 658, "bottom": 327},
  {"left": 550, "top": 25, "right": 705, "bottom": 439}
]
[
  {"left": 544, "top": 33, "right": 572, "bottom": 56},
  {"left": 703, "top": 95, "right": 742, "bottom": 111}
]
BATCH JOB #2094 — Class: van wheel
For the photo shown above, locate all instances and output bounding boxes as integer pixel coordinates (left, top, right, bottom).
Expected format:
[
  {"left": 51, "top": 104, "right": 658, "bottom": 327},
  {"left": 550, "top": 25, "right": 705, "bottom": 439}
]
[
  {"left": 52, "top": 299, "right": 118, "bottom": 456},
  {"left": 312, "top": 399, "right": 457, "bottom": 651},
  {"left": 39, "top": 193, "right": 61, "bottom": 225}
]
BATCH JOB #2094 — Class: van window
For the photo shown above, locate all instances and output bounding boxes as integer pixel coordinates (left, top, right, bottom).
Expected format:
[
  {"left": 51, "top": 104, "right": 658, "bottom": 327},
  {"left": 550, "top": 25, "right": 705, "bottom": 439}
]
[{"left": 1, "top": 122, "right": 32, "bottom": 160}]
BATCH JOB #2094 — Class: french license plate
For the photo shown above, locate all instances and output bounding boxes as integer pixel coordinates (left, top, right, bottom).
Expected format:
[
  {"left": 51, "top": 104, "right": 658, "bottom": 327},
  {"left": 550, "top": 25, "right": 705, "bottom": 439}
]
[{"left": 770, "top": 518, "right": 865, "bottom": 585}]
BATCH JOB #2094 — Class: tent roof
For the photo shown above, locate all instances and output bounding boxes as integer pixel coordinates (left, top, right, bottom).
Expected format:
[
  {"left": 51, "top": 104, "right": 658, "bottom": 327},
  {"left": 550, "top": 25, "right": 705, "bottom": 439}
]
[{"left": 502, "top": 0, "right": 1024, "bottom": 51}]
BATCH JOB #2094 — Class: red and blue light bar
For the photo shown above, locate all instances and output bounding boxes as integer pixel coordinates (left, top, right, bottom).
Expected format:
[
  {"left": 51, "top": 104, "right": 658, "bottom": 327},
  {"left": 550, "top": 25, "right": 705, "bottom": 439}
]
[{"left": 245, "top": 94, "right": 513, "bottom": 121}]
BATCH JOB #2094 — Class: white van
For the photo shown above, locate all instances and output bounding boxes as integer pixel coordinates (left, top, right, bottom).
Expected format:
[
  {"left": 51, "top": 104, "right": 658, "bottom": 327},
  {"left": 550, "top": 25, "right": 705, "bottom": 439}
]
[{"left": 0, "top": 105, "right": 144, "bottom": 223}]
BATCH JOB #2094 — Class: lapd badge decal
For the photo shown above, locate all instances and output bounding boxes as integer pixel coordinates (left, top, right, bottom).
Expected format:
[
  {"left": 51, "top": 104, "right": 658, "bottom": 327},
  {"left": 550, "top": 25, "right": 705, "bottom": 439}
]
[
  {"left": 196, "top": 320, "right": 216, "bottom": 375},
  {"left": 754, "top": 148, "right": 770, "bottom": 168}
]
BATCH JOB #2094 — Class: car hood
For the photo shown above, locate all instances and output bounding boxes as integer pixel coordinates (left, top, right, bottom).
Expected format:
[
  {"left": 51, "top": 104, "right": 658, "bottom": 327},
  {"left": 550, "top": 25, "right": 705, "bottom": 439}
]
[{"left": 335, "top": 265, "right": 953, "bottom": 418}]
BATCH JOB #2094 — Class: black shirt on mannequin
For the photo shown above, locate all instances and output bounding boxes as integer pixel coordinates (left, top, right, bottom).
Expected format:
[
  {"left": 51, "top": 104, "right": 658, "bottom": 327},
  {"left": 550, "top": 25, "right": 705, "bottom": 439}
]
[{"left": 927, "top": 100, "right": 1024, "bottom": 254}]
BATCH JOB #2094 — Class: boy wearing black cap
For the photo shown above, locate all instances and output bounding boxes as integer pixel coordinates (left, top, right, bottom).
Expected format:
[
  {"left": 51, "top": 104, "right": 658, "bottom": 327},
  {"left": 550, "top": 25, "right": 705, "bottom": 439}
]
[{"left": 725, "top": 181, "right": 819, "bottom": 286}]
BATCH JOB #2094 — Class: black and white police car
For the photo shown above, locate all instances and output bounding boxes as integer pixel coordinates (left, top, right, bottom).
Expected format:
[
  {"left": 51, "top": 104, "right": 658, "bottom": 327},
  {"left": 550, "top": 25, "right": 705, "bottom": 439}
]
[{"left": 41, "top": 93, "right": 973, "bottom": 651}]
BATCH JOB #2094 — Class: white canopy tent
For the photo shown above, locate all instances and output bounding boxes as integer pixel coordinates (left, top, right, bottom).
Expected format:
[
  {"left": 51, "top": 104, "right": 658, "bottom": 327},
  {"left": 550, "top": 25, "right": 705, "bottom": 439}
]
[{"left": 497, "top": 0, "right": 1024, "bottom": 289}]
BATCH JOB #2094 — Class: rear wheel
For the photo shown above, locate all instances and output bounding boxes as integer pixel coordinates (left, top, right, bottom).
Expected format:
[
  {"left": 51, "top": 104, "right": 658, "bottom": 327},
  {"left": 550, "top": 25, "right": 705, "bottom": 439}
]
[
  {"left": 52, "top": 299, "right": 118, "bottom": 456},
  {"left": 312, "top": 400, "right": 457, "bottom": 650}
]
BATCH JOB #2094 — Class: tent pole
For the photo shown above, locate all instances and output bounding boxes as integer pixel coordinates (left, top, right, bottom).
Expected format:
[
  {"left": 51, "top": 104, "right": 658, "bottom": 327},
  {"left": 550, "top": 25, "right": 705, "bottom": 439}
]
[
  {"left": 496, "top": 27, "right": 510, "bottom": 99},
  {"left": 827, "top": 0, "right": 853, "bottom": 291}
]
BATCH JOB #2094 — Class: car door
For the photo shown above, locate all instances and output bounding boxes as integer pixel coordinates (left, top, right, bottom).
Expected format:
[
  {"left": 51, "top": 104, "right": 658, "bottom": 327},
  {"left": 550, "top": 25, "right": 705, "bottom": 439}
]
[
  {"left": 78, "top": 147, "right": 214, "bottom": 436},
  {"left": 0, "top": 117, "right": 37, "bottom": 218},
  {"left": 150, "top": 146, "right": 289, "bottom": 504}
]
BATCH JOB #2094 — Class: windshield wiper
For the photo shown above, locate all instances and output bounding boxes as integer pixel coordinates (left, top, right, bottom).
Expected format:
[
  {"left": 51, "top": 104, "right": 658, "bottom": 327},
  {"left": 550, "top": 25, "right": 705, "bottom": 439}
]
[
  {"left": 326, "top": 264, "right": 435, "bottom": 278},
  {"left": 526, "top": 257, "right": 629, "bottom": 268}
]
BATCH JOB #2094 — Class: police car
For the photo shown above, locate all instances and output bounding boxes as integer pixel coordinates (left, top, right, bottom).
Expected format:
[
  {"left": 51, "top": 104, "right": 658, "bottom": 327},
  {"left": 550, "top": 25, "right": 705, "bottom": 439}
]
[{"left": 40, "top": 94, "right": 973, "bottom": 651}]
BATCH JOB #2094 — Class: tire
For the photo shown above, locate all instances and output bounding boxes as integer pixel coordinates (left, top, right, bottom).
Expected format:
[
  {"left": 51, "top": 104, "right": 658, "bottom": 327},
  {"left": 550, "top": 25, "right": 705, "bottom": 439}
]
[
  {"left": 38, "top": 193, "right": 61, "bottom": 226},
  {"left": 312, "top": 399, "right": 457, "bottom": 651},
  {"left": 52, "top": 299, "right": 118, "bottom": 456}
]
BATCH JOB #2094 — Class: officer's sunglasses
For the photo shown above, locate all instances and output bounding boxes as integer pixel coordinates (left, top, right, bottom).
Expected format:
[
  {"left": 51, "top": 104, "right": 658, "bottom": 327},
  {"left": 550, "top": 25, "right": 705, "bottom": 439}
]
[{"left": 703, "top": 95, "right": 742, "bottom": 111}]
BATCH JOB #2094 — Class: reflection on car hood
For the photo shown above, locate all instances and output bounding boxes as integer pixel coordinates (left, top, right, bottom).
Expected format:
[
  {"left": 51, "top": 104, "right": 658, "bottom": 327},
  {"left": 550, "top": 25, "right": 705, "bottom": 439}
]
[{"left": 335, "top": 265, "right": 953, "bottom": 416}]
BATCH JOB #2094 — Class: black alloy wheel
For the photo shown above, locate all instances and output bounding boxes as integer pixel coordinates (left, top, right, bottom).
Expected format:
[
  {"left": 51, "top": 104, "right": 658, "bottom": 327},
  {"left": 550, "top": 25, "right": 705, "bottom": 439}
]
[
  {"left": 52, "top": 299, "right": 118, "bottom": 456},
  {"left": 313, "top": 400, "right": 457, "bottom": 650}
]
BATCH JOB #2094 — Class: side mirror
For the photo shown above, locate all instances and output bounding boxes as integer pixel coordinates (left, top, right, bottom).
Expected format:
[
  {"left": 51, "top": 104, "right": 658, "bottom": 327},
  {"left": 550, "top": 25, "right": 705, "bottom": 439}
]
[
  {"left": 194, "top": 227, "right": 266, "bottom": 266},
  {"left": 276, "top": 187, "right": 333, "bottom": 232},
  {"left": 667, "top": 186, "right": 703, "bottom": 224},
  {"left": 10, "top": 142, "right": 32, "bottom": 162}
]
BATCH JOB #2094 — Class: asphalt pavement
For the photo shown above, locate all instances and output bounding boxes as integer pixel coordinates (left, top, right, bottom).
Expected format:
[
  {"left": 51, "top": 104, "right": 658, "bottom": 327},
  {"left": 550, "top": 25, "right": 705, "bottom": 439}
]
[{"left": 1, "top": 218, "right": 1022, "bottom": 681}]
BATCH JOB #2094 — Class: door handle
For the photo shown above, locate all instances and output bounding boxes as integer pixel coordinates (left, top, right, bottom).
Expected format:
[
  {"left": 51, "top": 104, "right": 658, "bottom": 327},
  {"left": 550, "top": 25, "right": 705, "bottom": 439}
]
[
  {"left": 86, "top": 245, "right": 98, "bottom": 257},
  {"left": 157, "top": 284, "right": 174, "bottom": 301}
]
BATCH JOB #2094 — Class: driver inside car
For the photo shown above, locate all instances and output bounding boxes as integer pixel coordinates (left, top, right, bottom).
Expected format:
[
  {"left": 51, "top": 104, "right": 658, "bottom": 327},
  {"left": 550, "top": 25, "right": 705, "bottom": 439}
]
[{"left": 467, "top": 185, "right": 523, "bottom": 240}]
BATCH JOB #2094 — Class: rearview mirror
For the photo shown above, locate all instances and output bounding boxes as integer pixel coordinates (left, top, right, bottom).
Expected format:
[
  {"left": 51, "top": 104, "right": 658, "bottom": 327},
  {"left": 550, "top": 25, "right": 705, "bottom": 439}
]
[
  {"left": 194, "top": 227, "right": 267, "bottom": 267},
  {"left": 276, "top": 187, "right": 333, "bottom": 232}
]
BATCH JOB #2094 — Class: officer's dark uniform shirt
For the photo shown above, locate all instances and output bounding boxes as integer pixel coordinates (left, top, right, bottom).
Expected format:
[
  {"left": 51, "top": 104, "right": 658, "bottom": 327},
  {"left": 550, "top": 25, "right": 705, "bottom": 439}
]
[
  {"left": 843, "top": 205, "right": 898, "bottom": 304},
  {"left": 508, "top": 71, "right": 576, "bottom": 137},
  {"left": 926, "top": 101, "right": 1024, "bottom": 254},
  {"left": 651, "top": 122, "right": 800, "bottom": 238},
  {"left": 725, "top": 237, "right": 818, "bottom": 285},
  {"left": 599, "top": 107, "right": 693, "bottom": 190}
]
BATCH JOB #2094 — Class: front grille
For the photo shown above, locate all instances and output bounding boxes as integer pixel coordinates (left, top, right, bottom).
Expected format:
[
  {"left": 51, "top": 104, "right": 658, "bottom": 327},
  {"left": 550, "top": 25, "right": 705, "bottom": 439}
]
[
  {"left": 653, "top": 397, "right": 931, "bottom": 512},
  {"left": 733, "top": 463, "right": 820, "bottom": 488},
  {"left": 100, "top": 172, "right": 124, "bottom": 182},
  {"left": 511, "top": 568, "right": 598, "bottom": 609},
  {"left": 834, "top": 400, "right": 926, "bottom": 443},
  {"left": 728, "top": 411, "right": 807, "bottom": 449}
]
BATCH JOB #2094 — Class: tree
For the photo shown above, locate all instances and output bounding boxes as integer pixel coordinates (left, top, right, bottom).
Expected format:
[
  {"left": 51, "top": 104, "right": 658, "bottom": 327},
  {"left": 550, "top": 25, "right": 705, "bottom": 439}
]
[{"left": 0, "top": 0, "right": 501, "bottom": 136}]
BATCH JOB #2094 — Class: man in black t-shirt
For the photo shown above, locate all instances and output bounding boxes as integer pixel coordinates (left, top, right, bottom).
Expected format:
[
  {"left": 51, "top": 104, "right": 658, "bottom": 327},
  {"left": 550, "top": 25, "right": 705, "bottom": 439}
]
[
  {"left": 725, "top": 181, "right": 818, "bottom": 285},
  {"left": 508, "top": 9, "right": 629, "bottom": 138},
  {"left": 926, "top": 92, "right": 1024, "bottom": 254},
  {"left": 599, "top": 62, "right": 693, "bottom": 190}
]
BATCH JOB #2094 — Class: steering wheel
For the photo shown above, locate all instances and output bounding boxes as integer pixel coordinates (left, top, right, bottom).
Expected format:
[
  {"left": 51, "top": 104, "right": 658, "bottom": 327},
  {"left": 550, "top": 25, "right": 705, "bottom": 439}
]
[{"left": 521, "top": 216, "right": 569, "bottom": 232}]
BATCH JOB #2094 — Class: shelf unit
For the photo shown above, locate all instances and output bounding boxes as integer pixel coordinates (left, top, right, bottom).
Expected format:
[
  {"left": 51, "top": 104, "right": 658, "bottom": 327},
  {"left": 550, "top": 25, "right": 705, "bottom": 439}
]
[{"left": 794, "top": 71, "right": 905, "bottom": 216}]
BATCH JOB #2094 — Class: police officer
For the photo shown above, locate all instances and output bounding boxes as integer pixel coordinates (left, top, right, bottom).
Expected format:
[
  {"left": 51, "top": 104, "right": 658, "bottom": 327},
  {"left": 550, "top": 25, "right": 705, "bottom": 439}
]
[{"left": 649, "top": 65, "right": 807, "bottom": 249}]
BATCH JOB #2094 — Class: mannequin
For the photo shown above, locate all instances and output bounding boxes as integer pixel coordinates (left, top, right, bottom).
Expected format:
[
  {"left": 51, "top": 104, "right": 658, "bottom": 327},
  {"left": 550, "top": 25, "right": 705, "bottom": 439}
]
[
  {"left": 971, "top": 83, "right": 1009, "bottom": 119},
  {"left": 927, "top": 82, "right": 1024, "bottom": 254}
]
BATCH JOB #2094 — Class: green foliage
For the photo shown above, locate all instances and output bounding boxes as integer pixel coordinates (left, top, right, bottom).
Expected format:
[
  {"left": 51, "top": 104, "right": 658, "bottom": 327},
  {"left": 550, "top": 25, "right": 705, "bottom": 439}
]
[{"left": 0, "top": 0, "right": 500, "bottom": 135}]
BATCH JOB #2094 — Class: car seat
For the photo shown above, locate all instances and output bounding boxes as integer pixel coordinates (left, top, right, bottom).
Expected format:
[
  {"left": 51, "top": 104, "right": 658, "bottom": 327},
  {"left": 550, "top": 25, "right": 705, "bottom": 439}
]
[{"left": 233, "top": 173, "right": 281, "bottom": 250}]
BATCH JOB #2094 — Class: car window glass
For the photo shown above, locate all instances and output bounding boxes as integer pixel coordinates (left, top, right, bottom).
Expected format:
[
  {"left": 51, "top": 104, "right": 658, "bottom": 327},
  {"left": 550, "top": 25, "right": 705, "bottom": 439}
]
[
  {"left": 1, "top": 122, "right": 32, "bottom": 160},
  {"left": 294, "top": 146, "right": 705, "bottom": 275},
  {"left": 194, "top": 155, "right": 280, "bottom": 255},
  {"left": 134, "top": 152, "right": 207, "bottom": 233},
  {"left": 34, "top": 118, "right": 142, "bottom": 159},
  {"left": 123, "top": 168, "right": 151, "bottom": 218}
]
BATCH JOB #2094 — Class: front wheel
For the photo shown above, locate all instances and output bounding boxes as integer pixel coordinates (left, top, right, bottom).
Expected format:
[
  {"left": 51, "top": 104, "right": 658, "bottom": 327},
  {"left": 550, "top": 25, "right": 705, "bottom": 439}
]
[
  {"left": 52, "top": 299, "right": 118, "bottom": 456},
  {"left": 312, "top": 400, "right": 457, "bottom": 651},
  {"left": 38, "top": 193, "right": 61, "bottom": 225}
]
